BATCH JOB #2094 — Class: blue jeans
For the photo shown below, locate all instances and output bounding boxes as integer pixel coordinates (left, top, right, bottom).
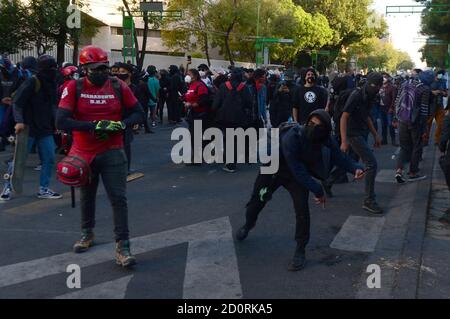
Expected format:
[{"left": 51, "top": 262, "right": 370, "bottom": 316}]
[{"left": 27, "top": 135, "right": 56, "bottom": 189}]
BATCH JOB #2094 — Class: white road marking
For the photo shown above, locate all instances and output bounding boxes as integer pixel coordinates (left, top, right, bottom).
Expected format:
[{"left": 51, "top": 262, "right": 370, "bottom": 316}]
[
  {"left": 0, "top": 217, "right": 242, "bottom": 299},
  {"left": 330, "top": 216, "right": 385, "bottom": 252},
  {"left": 55, "top": 275, "right": 133, "bottom": 299}
]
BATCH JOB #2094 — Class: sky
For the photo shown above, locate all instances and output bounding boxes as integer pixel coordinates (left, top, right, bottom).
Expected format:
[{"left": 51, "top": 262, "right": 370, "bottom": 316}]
[{"left": 372, "top": 0, "right": 427, "bottom": 68}]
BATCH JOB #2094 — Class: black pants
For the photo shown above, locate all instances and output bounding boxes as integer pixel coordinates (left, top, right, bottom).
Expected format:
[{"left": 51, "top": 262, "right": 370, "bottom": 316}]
[
  {"left": 245, "top": 168, "right": 310, "bottom": 248},
  {"left": 168, "top": 97, "right": 182, "bottom": 123},
  {"left": 80, "top": 149, "right": 129, "bottom": 241},
  {"left": 142, "top": 103, "right": 151, "bottom": 132},
  {"left": 397, "top": 122, "right": 423, "bottom": 174},
  {"left": 158, "top": 94, "right": 168, "bottom": 123}
]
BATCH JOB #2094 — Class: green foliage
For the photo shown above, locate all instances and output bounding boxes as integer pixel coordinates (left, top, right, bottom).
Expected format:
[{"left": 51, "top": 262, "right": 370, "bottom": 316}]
[{"left": 0, "top": 0, "right": 29, "bottom": 54}]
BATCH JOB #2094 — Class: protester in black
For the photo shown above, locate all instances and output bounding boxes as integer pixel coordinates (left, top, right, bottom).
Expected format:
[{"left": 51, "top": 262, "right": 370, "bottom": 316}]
[
  {"left": 292, "top": 68, "right": 328, "bottom": 124},
  {"left": 236, "top": 110, "right": 364, "bottom": 271},
  {"left": 340, "top": 72, "right": 383, "bottom": 214}
]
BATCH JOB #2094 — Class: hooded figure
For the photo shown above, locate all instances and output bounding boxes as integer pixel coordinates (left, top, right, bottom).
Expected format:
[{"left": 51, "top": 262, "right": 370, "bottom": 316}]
[{"left": 167, "top": 65, "right": 185, "bottom": 123}]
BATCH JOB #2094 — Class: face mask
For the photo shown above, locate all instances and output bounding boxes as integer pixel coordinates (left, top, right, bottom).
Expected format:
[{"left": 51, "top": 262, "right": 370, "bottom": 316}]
[
  {"left": 305, "top": 123, "right": 329, "bottom": 144},
  {"left": 199, "top": 71, "right": 206, "bottom": 78},
  {"left": 73, "top": 73, "right": 80, "bottom": 80},
  {"left": 185, "top": 75, "right": 192, "bottom": 83},
  {"left": 88, "top": 71, "right": 109, "bottom": 86},
  {"left": 117, "top": 73, "right": 130, "bottom": 81},
  {"left": 366, "top": 84, "right": 380, "bottom": 97},
  {"left": 438, "top": 74, "right": 443, "bottom": 80}
]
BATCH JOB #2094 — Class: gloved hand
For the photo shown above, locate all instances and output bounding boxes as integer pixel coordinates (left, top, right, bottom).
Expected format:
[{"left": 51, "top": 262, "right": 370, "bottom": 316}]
[
  {"left": 95, "top": 120, "right": 126, "bottom": 132},
  {"left": 95, "top": 131, "right": 110, "bottom": 141}
]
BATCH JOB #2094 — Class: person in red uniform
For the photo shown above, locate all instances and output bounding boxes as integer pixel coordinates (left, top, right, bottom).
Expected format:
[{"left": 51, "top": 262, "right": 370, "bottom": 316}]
[
  {"left": 184, "top": 68, "right": 209, "bottom": 164},
  {"left": 56, "top": 46, "right": 144, "bottom": 267}
]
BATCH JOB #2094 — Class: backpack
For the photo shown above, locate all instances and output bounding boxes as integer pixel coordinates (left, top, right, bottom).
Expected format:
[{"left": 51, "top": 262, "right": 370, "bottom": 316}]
[
  {"left": 216, "top": 81, "right": 248, "bottom": 126},
  {"left": 396, "top": 81, "right": 422, "bottom": 124},
  {"left": 332, "top": 88, "right": 357, "bottom": 124},
  {"left": 195, "top": 81, "right": 215, "bottom": 110}
]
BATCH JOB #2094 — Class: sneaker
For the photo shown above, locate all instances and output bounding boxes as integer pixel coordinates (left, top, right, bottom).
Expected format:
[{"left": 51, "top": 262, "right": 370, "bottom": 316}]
[
  {"left": 34, "top": 165, "right": 42, "bottom": 171},
  {"left": 408, "top": 174, "right": 427, "bottom": 182},
  {"left": 115, "top": 240, "right": 137, "bottom": 267},
  {"left": 37, "top": 188, "right": 63, "bottom": 199},
  {"left": 73, "top": 229, "right": 95, "bottom": 253},
  {"left": 362, "top": 201, "right": 384, "bottom": 214},
  {"left": 395, "top": 173, "right": 407, "bottom": 184},
  {"left": 222, "top": 164, "right": 236, "bottom": 173},
  {"left": 288, "top": 246, "right": 306, "bottom": 271},
  {"left": 235, "top": 226, "right": 251, "bottom": 241},
  {"left": 151, "top": 121, "right": 157, "bottom": 128},
  {"left": 0, "top": 185, "right": 12, "bottom": 201}
]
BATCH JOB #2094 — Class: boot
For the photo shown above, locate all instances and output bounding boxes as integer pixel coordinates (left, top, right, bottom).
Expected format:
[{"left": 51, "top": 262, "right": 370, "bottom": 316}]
[
  {"left": 288, "top": 245, "right": 306, "bottom": 271},
  {"left": 115, "top": 240, "right": 137, "bottom": 267},
  {"left": 235, "top": 225, "right": 251, "bottom": 241},
  {"left": 73, "top": 229, "right": 94, "bottom": 253}
]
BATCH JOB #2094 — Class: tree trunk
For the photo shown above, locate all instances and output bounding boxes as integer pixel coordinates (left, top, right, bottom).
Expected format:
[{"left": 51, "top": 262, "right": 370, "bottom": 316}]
[
  {"left": 56, "top": 33, "right": 67, "bottom": 65},
  {"left": 203, "top": 33, "right": 211, "bottom": 67},
  {"left": 225, "top": 18, "right": 237, "bottom": 66},
  {"left": 138, "top": 11, "right": 150, "bottom": 72},
  {"left": 72, "top": 34, "right": 79, "bottom": 65}
]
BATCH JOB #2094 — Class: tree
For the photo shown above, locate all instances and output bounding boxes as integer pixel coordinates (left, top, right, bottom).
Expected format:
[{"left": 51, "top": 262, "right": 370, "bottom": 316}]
[
  {"left": 0, "top": 0, "right": 30, "bottom": 54},
  {"left": 416, "top": 0, "right": 450, "bottom": 67},
  {"left": 346, "top": 37, "right": 414, "bottom": 73},
  {"left": 162, "top": 0, "right": 215, "bottom": 66},
  {"left": 294, "top": 0, "right": 388, "bottom": 69},
  {"left": 206, "top": 0, "right": 334, "bottom": 65}
]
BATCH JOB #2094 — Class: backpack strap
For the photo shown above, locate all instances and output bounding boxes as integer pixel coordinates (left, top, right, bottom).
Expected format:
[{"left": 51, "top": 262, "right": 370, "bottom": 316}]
[
  {"left": 74, "top": 78, "right": 84, "bottom": 114},
  {"left": 225, "top": 81, "right": 233, "bottom": 91},
  {"left": 32, "top": 76, "right": 41, "bottom": 94},
  {"left": 237, "top": 82, "right": 246, "bottom": 92}
]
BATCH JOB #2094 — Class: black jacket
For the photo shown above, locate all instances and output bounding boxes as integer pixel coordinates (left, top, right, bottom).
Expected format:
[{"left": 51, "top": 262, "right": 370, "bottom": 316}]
[
  {"left": 212, "top": 81, "right": 253, "bottom": 128},
  {"left": 269, "top": 81, "right": 297, "bottom": 127},
  {"left": 13, "top": 76, "right": 57, "bottom": 138}
]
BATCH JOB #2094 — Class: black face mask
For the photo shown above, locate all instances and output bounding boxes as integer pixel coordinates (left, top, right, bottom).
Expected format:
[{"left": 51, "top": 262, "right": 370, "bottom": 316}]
[
  {"left": 88, "top": 72, "right": 109, "bottom": 86},
  {"left": 305, "top": 124, "right": 329, "bottom": 144},
  {"left": 117, "top": 73, "right": 130, "bottom": 81},
  {"left": 366, "top": 84, "right": 380, "bottom": 98},
  {"left": 38, "top": 69, "right": 57, "bottom": 82},
  {"left": 306, "top": 76, "right": 316, "bottom": 84}
]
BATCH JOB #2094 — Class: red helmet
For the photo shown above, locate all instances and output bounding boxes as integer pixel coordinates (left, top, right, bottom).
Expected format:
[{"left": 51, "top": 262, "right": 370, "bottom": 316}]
[
  {"left": 62, "top": 66, "right": 78, "bottom": 77},
  {"left": 79, "top": 45, "right": 109, "bottom": 68}
]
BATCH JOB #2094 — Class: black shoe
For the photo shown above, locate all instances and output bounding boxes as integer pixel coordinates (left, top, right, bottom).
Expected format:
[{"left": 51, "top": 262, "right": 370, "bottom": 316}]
[
  {"left": 288, "top": 247, "right": 306, "bottom": 271},
  {"left": 408, "top": 174, "right": 427, "bottom": 182},
  {"left": 395, "top": 172, "right": 407, "bottom": 184},
  {"left": 362, "top": 201, "right": 383, "bottom": 214},
  {"left": 235, "top": 226, "right": 250, "bottom": 241},
  {"left": 381, "top": 140, "right": 388, "bottom": 145}
]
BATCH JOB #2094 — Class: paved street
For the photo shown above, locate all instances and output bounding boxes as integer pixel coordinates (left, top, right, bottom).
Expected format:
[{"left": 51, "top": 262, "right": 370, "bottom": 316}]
[{"left": 0, "top": 123, "right": 448, "bottom": 299}]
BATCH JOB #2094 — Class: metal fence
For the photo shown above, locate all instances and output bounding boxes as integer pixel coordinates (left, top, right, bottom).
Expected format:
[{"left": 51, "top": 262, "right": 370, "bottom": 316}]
[{"left": 6, "top": 46, "right": 75, "bottom": 65}]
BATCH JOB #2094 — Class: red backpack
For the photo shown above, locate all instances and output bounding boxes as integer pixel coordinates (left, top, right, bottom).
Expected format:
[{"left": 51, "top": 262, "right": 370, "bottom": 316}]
[{"left": 57, "top": 156, "right": 91, "bottom": 187}]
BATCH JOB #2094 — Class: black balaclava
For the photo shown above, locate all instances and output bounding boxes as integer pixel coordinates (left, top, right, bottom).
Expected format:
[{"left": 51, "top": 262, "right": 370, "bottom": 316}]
[
  {"left": 365, "top": 72, "right": 383, "bottom": 98},
  {"left": 37, "top": 55, "right": 57, "bottom": 83},
  {"left": 304, "top": 110, "right": 332, "bottom": 144}
]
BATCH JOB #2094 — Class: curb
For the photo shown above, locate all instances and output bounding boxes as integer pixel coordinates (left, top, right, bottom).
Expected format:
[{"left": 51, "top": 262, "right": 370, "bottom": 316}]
[{"left": 391, "top": 145, "right": 437, "bottom": 298}]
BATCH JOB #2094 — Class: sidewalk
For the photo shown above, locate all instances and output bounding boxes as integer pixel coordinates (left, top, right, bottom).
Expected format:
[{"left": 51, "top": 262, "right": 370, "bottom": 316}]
[{"left": 418, "top": 147, "right": 450, "bottom": 298}]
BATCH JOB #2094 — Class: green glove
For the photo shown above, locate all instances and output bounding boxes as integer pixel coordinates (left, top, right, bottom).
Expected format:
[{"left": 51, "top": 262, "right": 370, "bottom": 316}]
[{"left": 95, "top": 120, "right": 126, "bottom": 132}]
